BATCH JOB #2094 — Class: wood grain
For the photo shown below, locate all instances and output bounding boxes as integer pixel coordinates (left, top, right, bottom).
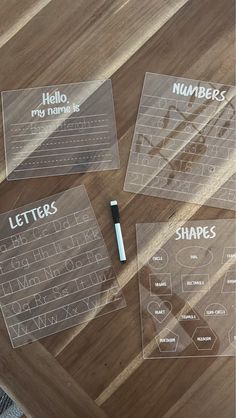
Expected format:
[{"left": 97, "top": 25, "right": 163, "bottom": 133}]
[
  {"left": 0, "top": 0, "right": 235, "bottom": 417},
  {"left": 0, "top": 316, "right": 108, "bottom": 418}
]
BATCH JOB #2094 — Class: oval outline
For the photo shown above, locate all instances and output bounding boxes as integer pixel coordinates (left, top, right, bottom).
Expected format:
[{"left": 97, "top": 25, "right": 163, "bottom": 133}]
[{"left": 176, "top": 246, "right": 213, "bottom": 268}]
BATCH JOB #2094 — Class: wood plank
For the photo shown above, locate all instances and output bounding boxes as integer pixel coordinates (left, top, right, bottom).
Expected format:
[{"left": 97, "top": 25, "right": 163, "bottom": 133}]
[
  {"left": 0, "top": 0, "right": 235, "bottom": 417},
  {"left": 0, "top": 0, "right": 52, "bottom": 48},
  {"left": 102, "top": 357, "right": 235, "bottom": 417},
  {"left": 0, "top": 315, "right": 108, "bottom": 418},
  {"left": 0, "top": 0, "right": 189, "bottom": 182}
]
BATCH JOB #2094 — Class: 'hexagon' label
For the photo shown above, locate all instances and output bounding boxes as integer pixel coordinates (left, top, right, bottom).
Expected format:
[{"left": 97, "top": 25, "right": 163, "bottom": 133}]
[{"left": 192, "top": 327, "right": 217, "bottom": 351}]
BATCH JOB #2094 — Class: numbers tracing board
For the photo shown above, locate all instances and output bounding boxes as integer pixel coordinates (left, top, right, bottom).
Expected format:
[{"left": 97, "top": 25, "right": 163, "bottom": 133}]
[
  {"left": 124, "top": 73, "right": 236, "bottom": 210},
  {"left": 0, "top": 186, "right": 126, "bottom": 347},
  {"left": 137, "top": 220, "right": 236, "bottom": 359}
]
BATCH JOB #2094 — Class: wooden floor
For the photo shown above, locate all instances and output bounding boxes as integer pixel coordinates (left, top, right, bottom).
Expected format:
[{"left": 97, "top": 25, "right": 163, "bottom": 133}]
[{"left": 0, "top": 1, "right": 235, "bottom": 417}]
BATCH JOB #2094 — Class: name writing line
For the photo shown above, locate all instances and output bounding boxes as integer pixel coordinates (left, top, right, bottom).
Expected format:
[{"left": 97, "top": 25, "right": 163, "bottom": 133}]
[
  {"left": 11, "top": 125, "right": 109, "bottom": 137},
  {"left": 12, "top": 143, "right": 111, "bottom": 156},
  {"left": 11, "top": 131, "right": 110, "bottom": 142},
  {"left": 13, "top": 148, "right": 113, "bottom": 160},
  {"left": 11, "top": 114, "right": 108, "bottom": 125}
]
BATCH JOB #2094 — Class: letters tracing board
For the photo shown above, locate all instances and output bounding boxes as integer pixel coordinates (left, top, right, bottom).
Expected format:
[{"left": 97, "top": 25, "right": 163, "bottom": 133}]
[
  {"left": 137, "top": 220, "right": 236, "bottom": 358},
  {"left": 2, "top": 80, "right": 120, "bottom": 180},
  {"left": 124, "top": 73, "right": 236, "bottom": 210},
  {"left": 0, "top": 186, "right": 126, "bottom": 347}
]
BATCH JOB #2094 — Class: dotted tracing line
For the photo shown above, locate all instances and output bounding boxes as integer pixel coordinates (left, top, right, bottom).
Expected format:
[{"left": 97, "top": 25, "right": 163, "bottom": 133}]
[
  {"left": 11, "top": 136, "right": 110, "bottom": 149},
  {"left": 20, "top": 154, "right": 111, "bottom": 165}
]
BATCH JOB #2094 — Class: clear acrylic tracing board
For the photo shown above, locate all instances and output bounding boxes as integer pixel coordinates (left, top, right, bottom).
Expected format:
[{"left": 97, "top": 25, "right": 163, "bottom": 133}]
[
  {"left": 0, "top": 186, "right": 126, "bottom": 347},
  {"left": 2, "top": 80, "right": 120, "bottom": 180},
  {"left": 124, "top": 73, "right": 236, "bottom": 210},
  {"left": 137, "top": 220, "right": 236, "bottom": 359}
]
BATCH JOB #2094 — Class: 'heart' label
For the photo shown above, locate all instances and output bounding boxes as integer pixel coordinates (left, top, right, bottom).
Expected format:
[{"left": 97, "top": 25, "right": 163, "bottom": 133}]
[{"left": 147, "top": 301, "right": 172, "bottom": 323}]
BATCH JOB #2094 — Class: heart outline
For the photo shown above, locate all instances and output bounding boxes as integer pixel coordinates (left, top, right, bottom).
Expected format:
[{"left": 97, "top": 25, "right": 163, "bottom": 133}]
[{"left": 147, "top": 301, "right": 172, "bottom": 323}]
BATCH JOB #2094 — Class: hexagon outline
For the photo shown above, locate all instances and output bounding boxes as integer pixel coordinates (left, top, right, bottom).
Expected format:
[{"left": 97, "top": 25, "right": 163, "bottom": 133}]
[
  {"left": 228, "top": 326, "right": 236, "bottom": 348},
  {"left": 192, "top": 326, "right": 217, "bottom": 351}
]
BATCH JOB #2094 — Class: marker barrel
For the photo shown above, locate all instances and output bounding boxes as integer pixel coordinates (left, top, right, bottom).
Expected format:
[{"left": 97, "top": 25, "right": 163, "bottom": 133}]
[
  {"left": 110, "top": 200, "right": 126, "bottom": 263},
  {"left": 114, "top": 223, "right": 126, "bottom": 262}
]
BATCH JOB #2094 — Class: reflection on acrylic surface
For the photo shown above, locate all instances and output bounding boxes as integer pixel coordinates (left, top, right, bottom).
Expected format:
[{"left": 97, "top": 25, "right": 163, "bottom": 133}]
[{"left": 124, "top": 73, "right": 236, "bottom": 210}]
